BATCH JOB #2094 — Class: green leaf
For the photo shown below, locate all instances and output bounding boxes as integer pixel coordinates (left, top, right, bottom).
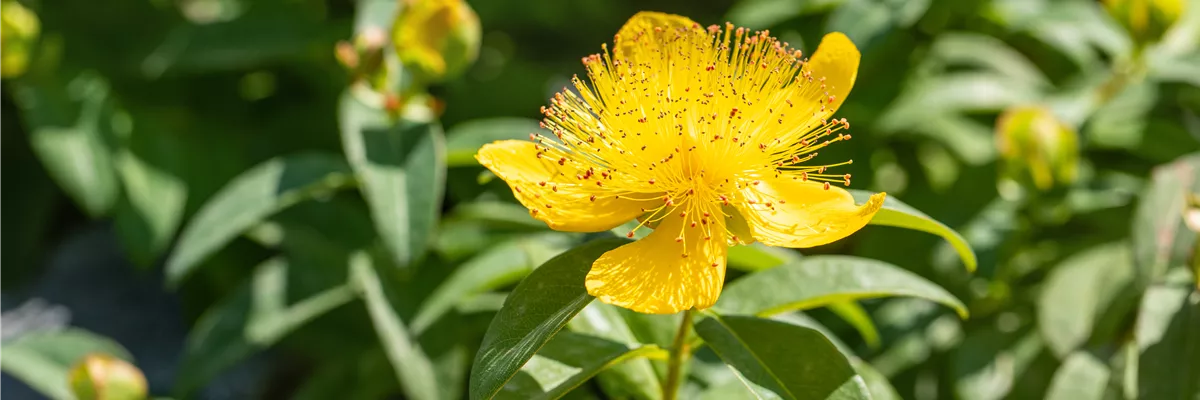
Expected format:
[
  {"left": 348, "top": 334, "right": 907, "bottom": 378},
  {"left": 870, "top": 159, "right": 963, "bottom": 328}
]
[
  {"left": 851, "top": 190, "right": 977, "bottom": 272},
  {"left": 469, "top": 238, "right": 629, "bottom": 400},
  {"left": 1, "top": 329, "right": 132, "bottom": 400},
  {"left": 725, "top": 0, "right": 843, "bottom": 29},
  {"left": 828, "top": 301, "right": 881, "bottom": 349},
  {"left": 445, "top": 117, "right": 542, "bottom": 167},
  {"left": 349, "top": 251, "right": 441, "bottom": 400},
  {"left": 112, "top": 139, "right": 188, "bottom": 267},
  {"left": 448, "top": 200, "right": 546, "bottom": 230},
  {"left": 726, "top": 243, "right": 798, "bottom": 272},
  {"left": 694, "top": 314, "right": 870, "bottom": 400},
  {"left": 165, "top": 153, "right": 352, "bottom": 286},
  {"left": 714, "top": 255, "right": 967, "bottom": 318},
  {"left": 569, "top": 303, "right": 664, "bottom": 400},
  {"left": 339, "top": 92, "right": 447, "bottom": 268},
  {"left": 852, "top": 360, "right": 901, "bottom": 400},
  {"left": 498, "top": 332, "right": 665, "bottom": 400},
  {"left": 926, "top": 33, "right": 1049, "bottom": 87},
  {"left": 953, "top": 330, "right": 1043, "bottom": 400},
  {"left": 1044, "top": 352, "right": 1111, "bottom": 400},
  {"left": 1037, "top": 243, "right": 1135, "bottom": 357},
  {"left": 15, "top": 73, "right": 119, "bottom": 217},
  {"left": 1135, "top": 270, "right": 1200, "bottom": 400},
  {"left": 412, "top": 233, "right": 573, "bottom": 334},
  {"left": 174, "top": 258, "right": 356, "bottom": 397},
  {"left": 725, "top": 246, "right": 881, "bottom": 347},
  {"left": 1132, "top": 153, "right": 1200, "bottom": 285}
]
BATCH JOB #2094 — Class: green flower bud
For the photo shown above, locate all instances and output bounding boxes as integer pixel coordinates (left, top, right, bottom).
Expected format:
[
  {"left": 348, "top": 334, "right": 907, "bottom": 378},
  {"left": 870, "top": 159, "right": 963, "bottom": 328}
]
[
  {"left": 995, "top": 106, "right": 1080, "bottom": 193},
  {"left": 1, "top": 0, "right": 40, "bottom": 78},
  {"left": 1104, "top": 0, "right": 1186, "bottom": 46},
  {"left": 68, "top": 354, "right": 148, "bottom": 400},
  {"left": 392, "top": 0, "right": 481, "bottom": 83}
]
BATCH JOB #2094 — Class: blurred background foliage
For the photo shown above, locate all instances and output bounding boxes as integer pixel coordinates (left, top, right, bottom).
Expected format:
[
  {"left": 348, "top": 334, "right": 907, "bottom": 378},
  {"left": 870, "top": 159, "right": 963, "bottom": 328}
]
[{"left": 2, "top": 0, "right": 1199, "bottom": 399}]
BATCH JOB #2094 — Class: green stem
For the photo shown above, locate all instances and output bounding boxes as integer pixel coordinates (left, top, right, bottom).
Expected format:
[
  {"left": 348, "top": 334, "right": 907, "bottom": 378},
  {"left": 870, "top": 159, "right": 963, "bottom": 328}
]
[{"left": 663, "top": 309, "right": 694, "bottom": 400}]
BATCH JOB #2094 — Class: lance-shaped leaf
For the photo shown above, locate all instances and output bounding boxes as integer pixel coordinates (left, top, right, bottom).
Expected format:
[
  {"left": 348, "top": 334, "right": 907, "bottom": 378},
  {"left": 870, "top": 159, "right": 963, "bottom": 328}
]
[
  {"left": 695, "top": 314, "right": 870, "bottom": 400},
  {"left": 16, "top": 72, "right": 119, "bottom": 217},
  {"left": 469, "top": 238, "right": 628, "bottom": 400},
  {"left": 714, "top": 255, "right": 967, "bottom": 318},
  {"left": 350, "top": 251, "right": 441, "bottom": 400},
  {"left": 165, "top": 153, "right": 352, "bottom": 286},
  {"left": 1132, "top": 153, "right": 1200, "bottom": 285},
  {"left": 445, "top": 118, "right": 542, "bottom": 167},
  {"left": 568, "top": 302, "right": 664, "bottom": 399},
  {"left": 1136, "top": 270, "right": 1200, "bottom": 400},
  {"left": 851, "top": 190, "right": 977, "bottom": 272},
  {"left": 412, "top": 233, "right": 572, "bottom": 334},
  {"left": 339, "top": 91, "right": 446, "bottom": 268},
  {"left": 497, "top": 332, "right": 665, "bottom": 400},
  {"left": 174, "top": 258, "right": 357, "bottom": 397}
]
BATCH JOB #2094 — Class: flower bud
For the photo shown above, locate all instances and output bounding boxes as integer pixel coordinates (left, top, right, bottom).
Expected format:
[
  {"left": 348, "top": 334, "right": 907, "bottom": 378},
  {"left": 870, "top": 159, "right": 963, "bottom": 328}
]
[
  {"left": 392, "top": 0, "right": 481, "bottom": 83},
  {"left": 1104, "top": 0, "right": 1186, "bottom": 46},
  {"left": 1, "top": 0, "right": 40, "bottom": 78},
  {"left": 68, "top": 354, "right": 148, "bottom": 400},
  {"left": 995, "top": 106, "right": 1080, "bottom": 193}
]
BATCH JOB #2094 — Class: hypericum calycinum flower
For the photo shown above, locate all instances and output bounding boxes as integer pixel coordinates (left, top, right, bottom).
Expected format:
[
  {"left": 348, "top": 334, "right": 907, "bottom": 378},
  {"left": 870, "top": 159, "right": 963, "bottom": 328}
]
[{"left": 477, "top": 12, "right": 886, "bottom": 314}]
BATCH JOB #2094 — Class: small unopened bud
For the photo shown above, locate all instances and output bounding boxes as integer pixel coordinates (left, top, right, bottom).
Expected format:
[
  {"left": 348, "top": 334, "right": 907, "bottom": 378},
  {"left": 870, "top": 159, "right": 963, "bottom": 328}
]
[
  {"left": 1104, "top": 0, "right": 1186, "bottom": 47},
  {"left": 392, "top": 0, "right": 481, "bottom": 83},
  {"left": 68, "top": 354, "right": 148, "bottom": 400},
  {"left": 1, "top": 0, "right": 40, "bottom": 78},
  {"left": 995, "top": 106, "right": 1079, "bottom": 193}
]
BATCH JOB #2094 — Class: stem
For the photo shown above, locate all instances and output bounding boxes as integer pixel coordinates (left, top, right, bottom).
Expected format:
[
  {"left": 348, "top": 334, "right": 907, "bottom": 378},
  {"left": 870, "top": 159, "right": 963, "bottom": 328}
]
[{"left": 663, "top": 309, "right": 694, "bottom": 400}]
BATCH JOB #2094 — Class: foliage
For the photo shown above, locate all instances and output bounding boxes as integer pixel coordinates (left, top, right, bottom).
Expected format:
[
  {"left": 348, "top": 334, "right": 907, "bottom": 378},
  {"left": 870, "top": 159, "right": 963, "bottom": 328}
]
[{"left": 2, "top": 0, "right": 1198, "bottom": 399}]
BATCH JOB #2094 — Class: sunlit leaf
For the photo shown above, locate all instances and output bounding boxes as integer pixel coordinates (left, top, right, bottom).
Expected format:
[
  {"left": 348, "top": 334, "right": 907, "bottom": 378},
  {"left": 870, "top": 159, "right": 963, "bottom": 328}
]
[
  {"left": 954, "top": 330, "right": 1043, "bottom": 400},
  {"left": 726, "top": 243, "right": 797, "bottom": 272},
  {"left": 445, "top": 117, "right": 542, "bottom": 167},
  {"left": 695, "top": 314, "right": 870, "bottom": 400},
  {"left": 339, "top": 91, "right": 447, "bottom": 269},
  {"left": 497, "top": 332, "right": 665, "bottom": 400},
  {"left": 1133, "top": 153, "right": 1200, "bottom": 285},
  {"left": 1037, "top": 243, "right": 1135, "bottom": 357},
  {"left": 165, "top": 153, "right": 353, "bottom": 286},
  {"left": 112, "top": 136, "right": 188, "bottom": 267},
  {"left": 469, "top": 238, "right": 628, "bottom": 400},
  {"left": 1135, "top": 269, "right": 1200, "bottom": 400},
  {"left": 568, "top": 302, "right": 664, "bottom": 399},
  {"left": 1044, "top": 352, "right": 1111, "bottom": 400},
  {"left": 851, "top": 190, "right": 978, "bottom": 272},
  {"left": 14, "top": 72, "right": 119, "bottom": 217},
  {"left": 725, "top": 0, "right": 843, "bottom": 28},
  {"left": 714, "top": 255, "right": 967, "bottom": 318},
  {"left": 350, "top": 251, "right": 441, "bottom": 400}
]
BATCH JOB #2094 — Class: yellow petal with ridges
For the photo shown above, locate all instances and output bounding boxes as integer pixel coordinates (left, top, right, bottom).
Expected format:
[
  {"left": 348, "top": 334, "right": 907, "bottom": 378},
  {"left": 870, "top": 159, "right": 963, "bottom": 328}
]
[
  {"left": 476, "top": 140, "right": 650, "bottom": 232},
  {"left": 613, "top": 11, "right": 701, "bottom": 62},
  {"left": 804, "top": 32, "right": 860, "bottom": 117},
  {"left": 736, "top": 178, "right": 884, "bottom": 248},
  {"left": 586, "top": 214, "right": 728, "bottom": 314}
]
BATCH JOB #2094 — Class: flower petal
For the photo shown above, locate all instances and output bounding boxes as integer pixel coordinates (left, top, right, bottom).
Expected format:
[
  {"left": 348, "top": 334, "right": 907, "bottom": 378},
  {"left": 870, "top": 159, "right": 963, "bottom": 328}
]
[
  {"left": 613, "top": 11, "right": 700, "bottom": 62},
  {"left": 737, "top": 177, "right": 884, "bottom": 248},
  {"left": 476, "top": 140, "right": 649, "bottom": 232},
  {"left": 804, "top": 32, "right": 860, "bottom": 116},
  {"left": 586, "top": 214, "right": 728, "bottom": 314}
]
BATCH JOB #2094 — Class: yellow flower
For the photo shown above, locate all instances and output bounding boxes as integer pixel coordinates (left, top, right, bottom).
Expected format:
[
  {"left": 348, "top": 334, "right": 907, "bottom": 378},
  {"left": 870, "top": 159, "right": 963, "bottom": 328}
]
[{"left": 476, "top": 12, "right": 886, "bottom": 314}]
